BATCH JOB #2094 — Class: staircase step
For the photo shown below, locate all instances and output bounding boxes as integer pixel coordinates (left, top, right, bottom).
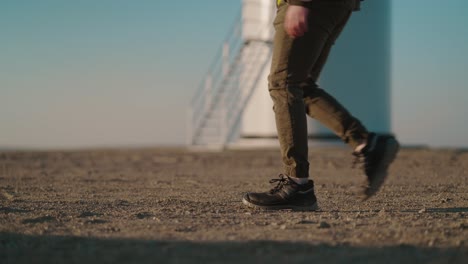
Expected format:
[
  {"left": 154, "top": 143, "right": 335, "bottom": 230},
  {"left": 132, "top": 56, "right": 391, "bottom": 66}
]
[{"left": 190, "top": 39, "right": 272, "bottom": 147}]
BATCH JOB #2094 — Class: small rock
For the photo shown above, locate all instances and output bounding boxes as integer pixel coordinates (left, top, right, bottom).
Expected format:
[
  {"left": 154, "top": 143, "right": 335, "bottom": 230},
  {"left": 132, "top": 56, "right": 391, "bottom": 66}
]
[
  {"left": 107, "top": 227, "right": 120, "bottom": 232},
  {"left": 136, "top": 212, "right": 152, "bottom": 219},
  {"left": 280, "top": 224, "right": 287, "bottom": 230},
  {"left": 378, "top": 209, "right": 387, "bottom": 217},
  {"left": 0, "top": 190, "right": 14, "bottom": 200},
  {"left": 318, "top": 221, "right": 331, "bottom": 229},
  {"left": 22, "top": 216, "right": 56, "bottom": 224},
  {"left": 418, "top": 208, "right": 426, "bottom": 214},
  {"left": 116, "top": 200, "right": 130, "bottom": 206},
  {"left": 441, "top": 198, "right": 453, "bottom": 203},
  {"left": 297, "top": 220, "right": 315, "bottom": 224},
  {"left": 85, "top": 219, "right": 107, "bottom": 224}
]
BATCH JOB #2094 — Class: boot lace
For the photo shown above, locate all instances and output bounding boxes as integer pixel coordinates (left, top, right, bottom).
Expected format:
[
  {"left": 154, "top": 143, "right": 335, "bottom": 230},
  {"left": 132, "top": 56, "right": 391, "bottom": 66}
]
[{"left": 268, "top": 174, "right": 291, "bottom": 194}]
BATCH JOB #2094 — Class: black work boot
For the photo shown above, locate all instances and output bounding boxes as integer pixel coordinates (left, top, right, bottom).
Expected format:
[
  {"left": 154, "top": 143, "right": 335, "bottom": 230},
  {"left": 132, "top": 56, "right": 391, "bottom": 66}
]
[
  {"left": 353, "top": 133, "right": 400, "bottom": 200},
  {"left": 242, "top": 174, "right": 318, "bottom": 211}
]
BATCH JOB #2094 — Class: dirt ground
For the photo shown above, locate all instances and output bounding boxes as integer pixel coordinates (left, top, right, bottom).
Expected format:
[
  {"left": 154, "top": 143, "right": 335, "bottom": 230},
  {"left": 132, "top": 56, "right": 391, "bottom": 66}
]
[{"left": 0, "top": 146, "right": 467, "bottom": 263}]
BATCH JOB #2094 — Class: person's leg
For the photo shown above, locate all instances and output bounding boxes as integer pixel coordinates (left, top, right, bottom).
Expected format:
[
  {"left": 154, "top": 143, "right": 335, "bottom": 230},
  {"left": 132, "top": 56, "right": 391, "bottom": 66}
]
[
  {"left": 242, "top": 1, "right": 352, "bottom": 210},
  {"left": 268, "top": 2, "right": 350, "bottom": 179},
  {"left": 302, "top": 10, "right": 369, "bottom": 149},
  {"left": 301, "top": 1, "right": 400, "bottom": 200}
]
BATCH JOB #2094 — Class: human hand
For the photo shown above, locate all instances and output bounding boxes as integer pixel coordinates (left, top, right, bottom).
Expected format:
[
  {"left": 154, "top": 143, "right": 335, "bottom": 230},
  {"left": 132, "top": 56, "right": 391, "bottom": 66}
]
[{"left": 284, "top": 5, "right": 309, "bottom": 38}]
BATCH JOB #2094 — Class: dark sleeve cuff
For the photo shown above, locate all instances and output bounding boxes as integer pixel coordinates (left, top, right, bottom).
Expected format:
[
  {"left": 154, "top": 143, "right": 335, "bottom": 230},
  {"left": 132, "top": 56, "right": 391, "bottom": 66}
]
[{"left": 288, "top": 0, "right": 310, "bottom": 6}]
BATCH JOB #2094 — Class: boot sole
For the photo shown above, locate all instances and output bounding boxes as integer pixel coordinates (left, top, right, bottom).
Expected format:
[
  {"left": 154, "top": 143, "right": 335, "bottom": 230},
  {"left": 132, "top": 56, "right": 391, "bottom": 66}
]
[
  {"left": 242, "top": 196, "right": 319, "bottom": 211},
  {"left": 363, "top": 137, "right": 400, "bottom": 200}
]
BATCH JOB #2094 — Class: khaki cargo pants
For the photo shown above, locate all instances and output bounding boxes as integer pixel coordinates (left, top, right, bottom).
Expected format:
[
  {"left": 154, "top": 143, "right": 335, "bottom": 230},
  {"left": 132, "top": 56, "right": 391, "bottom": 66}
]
[{"left": 269, "top": 0, "right": 368, "bottom": 178}]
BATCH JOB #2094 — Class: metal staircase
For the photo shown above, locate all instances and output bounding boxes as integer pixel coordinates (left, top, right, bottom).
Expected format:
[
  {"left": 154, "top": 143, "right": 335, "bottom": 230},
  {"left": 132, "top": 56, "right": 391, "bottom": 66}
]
[{"left": 187, "top": 11, "right": 273, "bottom": 148}]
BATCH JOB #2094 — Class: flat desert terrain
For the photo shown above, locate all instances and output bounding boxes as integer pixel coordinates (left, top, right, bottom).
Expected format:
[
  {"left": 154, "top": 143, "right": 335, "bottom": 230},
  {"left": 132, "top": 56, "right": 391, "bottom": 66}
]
[{"left": 1, "top": 147, "right": 467, "bottom": 263}]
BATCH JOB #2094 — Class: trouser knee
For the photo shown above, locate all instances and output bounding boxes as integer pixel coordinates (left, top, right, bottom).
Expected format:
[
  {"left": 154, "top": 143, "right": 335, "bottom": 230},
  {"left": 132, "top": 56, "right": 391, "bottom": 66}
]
[{"left": 269, "top": 86, "right": 305, "bottom": 108}]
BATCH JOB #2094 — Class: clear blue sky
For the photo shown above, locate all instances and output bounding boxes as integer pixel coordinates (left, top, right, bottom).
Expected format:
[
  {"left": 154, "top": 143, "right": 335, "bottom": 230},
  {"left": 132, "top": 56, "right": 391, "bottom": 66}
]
[{"left": 1, "top": 0, "right": 467, "bottom": 149}]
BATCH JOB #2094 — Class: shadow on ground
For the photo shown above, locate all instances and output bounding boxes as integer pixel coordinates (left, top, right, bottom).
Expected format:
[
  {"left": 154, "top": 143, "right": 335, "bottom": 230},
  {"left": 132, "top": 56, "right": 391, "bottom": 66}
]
[
  {"left": 332, "top": 207, "right": 468, "bottom": 214},
  {"left": 0, "top": 232, "right": 466, "bottom": 264}
]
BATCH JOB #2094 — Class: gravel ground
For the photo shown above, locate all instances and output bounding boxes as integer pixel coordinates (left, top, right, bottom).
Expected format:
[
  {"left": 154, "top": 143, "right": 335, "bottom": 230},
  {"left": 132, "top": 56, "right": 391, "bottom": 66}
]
[{"left": 0, "top": 147, "right": 467, "bottom": 263}]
